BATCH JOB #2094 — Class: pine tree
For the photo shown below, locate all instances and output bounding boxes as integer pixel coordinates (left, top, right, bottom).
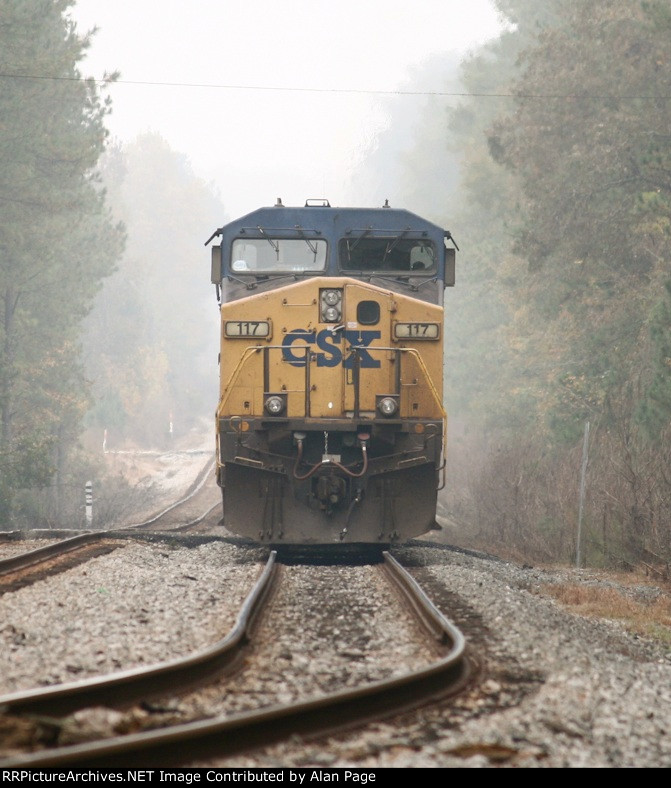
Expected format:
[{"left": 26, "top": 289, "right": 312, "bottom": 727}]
[
  {"left": 0, "top": 0, "right": 124, "bottom": 524},
  {"left": 83, "top": 133, "right": 224, "bottom": 447},
  {"left": 487, "top": 0, "right": 671, "bottom": 442},
  {"left": 638, "top": 280, "right": 671, "bottom": 439}
]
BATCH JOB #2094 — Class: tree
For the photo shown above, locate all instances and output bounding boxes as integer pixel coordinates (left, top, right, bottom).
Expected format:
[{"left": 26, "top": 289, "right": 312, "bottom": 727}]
[
  {"left": 488, "top": 0, "right": 671, "bottom": 442},
  {"left": 638, "top": 280, "right": 671, "bottom": 438},
  {"left": 0, "top": 0, "right": 124, "bottom": 524},
  {"left": 437, "top": 0, "right": 671, "bottom": 565},
  {"left": 437, "top": 1, "right": 567, "bottom": 432},
  {"left": 83, "top": 133, "right": 225, "bottom": 447}
]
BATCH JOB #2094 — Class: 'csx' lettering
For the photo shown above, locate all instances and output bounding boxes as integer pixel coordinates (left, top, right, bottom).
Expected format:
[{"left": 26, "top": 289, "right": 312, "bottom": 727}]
[{"left": 282, "top": 329, "right": 381, "bottom": 368}]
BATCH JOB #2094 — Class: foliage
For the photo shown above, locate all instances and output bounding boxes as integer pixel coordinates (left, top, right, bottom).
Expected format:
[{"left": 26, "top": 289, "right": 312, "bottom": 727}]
[
  {"left": 638, "top": 280, "right": 671, "bottom": 438},
  {"left": 438, "top": 5, "right": 565, "bottom": 434},
  {"left": 489, "top": 0, "right": 671, "bottom": 443},
  {"left": 82, "top": 133, "right": 226, "bottom": 447},
  {"left": 452, "top": 0, "right": 671, "bottom": 566},
  {"left": 0, "top": 0, "right": 124, "bottom": 525},
  {"left": 363, "top": 0, "right": 671, "bottom": 569}
]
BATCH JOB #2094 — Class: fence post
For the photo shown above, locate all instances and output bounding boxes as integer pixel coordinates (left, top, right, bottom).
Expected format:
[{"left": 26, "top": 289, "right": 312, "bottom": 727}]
[
  {"left": 85, "top": 481, "right": 93, "bottom": 528},
  {"left": 576, "top": 421, "right": 590, "bottom": 568}
]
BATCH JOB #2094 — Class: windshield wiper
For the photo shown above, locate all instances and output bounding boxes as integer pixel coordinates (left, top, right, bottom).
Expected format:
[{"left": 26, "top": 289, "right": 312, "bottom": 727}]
[
  {"left": 382, "top": 229, "right": 410, "bottom": 263},
  {"left": 346, "top": 228, "right": 372, "bottom": 255},
  {"left": 294, "top": 226, "right": 319, "bottom": 257},
  {"left": 257, "top": 225, "right": 280, "bottom": 258}
]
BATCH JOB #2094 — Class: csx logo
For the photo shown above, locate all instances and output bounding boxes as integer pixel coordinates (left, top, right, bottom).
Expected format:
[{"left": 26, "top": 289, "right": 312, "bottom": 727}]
[{"left": 282, "top": 329, "right": 381, "bottom": 368}]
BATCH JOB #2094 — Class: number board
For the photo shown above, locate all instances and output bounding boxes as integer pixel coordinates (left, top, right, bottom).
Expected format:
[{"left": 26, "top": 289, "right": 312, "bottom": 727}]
[
  {"left": 224, "top": 320, "right": 271, "bottom": 338},
  {"left": 393, "top": 322, "right": 440, "bottom": 340}
]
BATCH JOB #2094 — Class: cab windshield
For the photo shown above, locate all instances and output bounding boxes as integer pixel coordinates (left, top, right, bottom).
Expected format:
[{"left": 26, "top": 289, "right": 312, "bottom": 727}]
[
  {"left": 339, "top": 237, "right": 437, "bottom": 273},
  {"left": 231, "top": 238, "right": 327, "bottom": 274}
]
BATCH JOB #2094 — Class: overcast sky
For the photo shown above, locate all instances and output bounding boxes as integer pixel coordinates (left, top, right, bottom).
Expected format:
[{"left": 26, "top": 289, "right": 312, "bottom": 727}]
[{"left": 71, "top": 1, "right": 506, "bottom": 220}]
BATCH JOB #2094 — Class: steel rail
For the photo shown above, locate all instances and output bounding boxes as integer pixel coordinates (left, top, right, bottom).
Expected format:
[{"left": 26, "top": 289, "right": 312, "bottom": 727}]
[
  {"left": 381, "top": 551, "right": 462, "bottom": 644},
  {"left": 121, "top": 455, "right": 216, "bottom": 530},
  {"left": 0, "top": 552, "right": 277, "bottom": 717},
  {"left": 0, "top": 533, "right": 121, "bottom": 577},
  {"left": 0, "top": 552, "right": 469, "bottom": 768},
  {"left": 0, "top": 456, "right": 218, "bottom": 577},
  {"left": 168, "top": 501, "right": 221, "bottom": 532}
]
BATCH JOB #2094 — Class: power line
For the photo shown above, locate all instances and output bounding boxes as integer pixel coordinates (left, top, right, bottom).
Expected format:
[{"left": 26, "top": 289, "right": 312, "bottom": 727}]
[
  {"left": 0, "top": 71, "right": 670, "bottom": 100},
  {"left": 0, "top": 71, "right": 472, "bottom": 95}
]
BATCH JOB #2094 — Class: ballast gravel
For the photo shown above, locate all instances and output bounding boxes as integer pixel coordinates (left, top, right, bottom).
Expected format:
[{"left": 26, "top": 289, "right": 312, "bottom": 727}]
[
  {"left": 152, "top": 563, "right": 437, "bottom": 722},
  {"left": 0, "top": 540, "right": 262, "bottom": 693},
  {"left": 204, "top": 543, "right": 671, "bottom": 769},
  {"left": 2, "top": 537, "right": 671, "bottom": 768}
]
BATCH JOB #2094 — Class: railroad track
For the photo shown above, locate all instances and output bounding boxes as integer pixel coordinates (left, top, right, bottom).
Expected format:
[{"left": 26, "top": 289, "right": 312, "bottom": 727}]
[
  {"left": 122, "top": 455, "right": 220, "bottom": 533},
  {"left": 0, "top": 454, "right": 221, "bottom": 590},
  {"left": 0, "top": 534, "right": 126, "bottom": 595},
  {"left": 0, "top": 552, "right": 470, "bottom": 767}
]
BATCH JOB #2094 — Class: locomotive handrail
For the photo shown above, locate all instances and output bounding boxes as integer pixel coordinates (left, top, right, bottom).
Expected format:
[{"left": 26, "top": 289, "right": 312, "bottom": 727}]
[
  {"left": 381, "top": 346, "right": 447, "bottom": 479},
  {"left": 216, "top": 343, "right": 311, "bottom": 418},
  {"left": 217, "top": 344, "right": 445, "bottom": 428},
  {"left": 348, "top": 345, "right": 446, "bottom": 424},
  {"left": 215, "top": 344, "right": 305, "bottom": 474},
  {"left": 215, "top": 343, "right": 446, "bottom": 484}
]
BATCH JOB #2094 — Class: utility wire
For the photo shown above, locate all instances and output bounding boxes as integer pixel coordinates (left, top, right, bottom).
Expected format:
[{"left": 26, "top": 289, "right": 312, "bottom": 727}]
[{"left": 0, "top": 71, "right": 670, "bottom": 100}]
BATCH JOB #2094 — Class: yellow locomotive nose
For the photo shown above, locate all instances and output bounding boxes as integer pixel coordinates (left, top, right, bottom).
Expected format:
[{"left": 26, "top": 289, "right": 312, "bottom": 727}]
[{"left": 208, "top": 199, "right": 456, "bottom": 546}]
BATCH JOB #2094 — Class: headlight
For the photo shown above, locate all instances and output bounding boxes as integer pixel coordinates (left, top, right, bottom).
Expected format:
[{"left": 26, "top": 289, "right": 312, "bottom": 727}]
[
  {"left": 320, "top": 289, "right": 343, "bottom": 322},
  {"left": 264, "top": 394, "right": 286, "bottom": 415},
  {"left": 376, "top": 395, "right": 399, "bottom": 417},
  {"left": 323, "top": 290, "right": 341, "bottom": 306}
]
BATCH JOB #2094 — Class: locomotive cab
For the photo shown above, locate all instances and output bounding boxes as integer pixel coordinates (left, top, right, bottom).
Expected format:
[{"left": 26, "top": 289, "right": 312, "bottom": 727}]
[{"left": 206, "top": 199, "right": 456, "bottom": 546}]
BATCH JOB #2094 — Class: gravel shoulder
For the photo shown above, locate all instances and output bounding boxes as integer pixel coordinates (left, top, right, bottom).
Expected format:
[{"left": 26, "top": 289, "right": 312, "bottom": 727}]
[
  {"left": 206, "top": 544, "right": 671, "bottom": 768},
  {"left": 2, "top": 537, "right": 670, "bottom": 767},
  {"left": 4, "top": 438, "right": 671, "bottom": 768},
  {"left": 0, "top": 541, "right": 262, "bottom": 694}
]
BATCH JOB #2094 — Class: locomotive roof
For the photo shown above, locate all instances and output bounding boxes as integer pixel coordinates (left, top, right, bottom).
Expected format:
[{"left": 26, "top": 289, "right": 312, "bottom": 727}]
[{"left": 218, "top": 200, "right": 447, "bottom": 239}]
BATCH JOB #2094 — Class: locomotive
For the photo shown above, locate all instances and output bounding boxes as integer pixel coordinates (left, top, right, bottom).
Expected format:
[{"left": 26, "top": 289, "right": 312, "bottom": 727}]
[{"left": 206, "top": 199, "right": 456, "bottom": 546}]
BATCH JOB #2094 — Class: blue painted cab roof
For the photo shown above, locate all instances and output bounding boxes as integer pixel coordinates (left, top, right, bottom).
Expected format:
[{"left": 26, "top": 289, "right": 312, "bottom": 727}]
[{"left": 218, "top": 203, "right": 446, "bottom": 240}]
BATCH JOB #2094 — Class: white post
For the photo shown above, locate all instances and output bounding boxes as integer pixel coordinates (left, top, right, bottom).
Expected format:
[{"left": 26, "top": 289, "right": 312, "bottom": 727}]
[
  {"left": 576, "top": 421, "right": 590, "bottom": 568},
  {"left": 85, "top": 481, "right": 93, "bottom": 527}
]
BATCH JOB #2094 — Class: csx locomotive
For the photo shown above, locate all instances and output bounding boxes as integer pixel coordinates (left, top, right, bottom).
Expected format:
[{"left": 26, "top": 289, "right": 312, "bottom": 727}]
[{"left": 206, "top": 199, "right": 456, "bottom": 546}]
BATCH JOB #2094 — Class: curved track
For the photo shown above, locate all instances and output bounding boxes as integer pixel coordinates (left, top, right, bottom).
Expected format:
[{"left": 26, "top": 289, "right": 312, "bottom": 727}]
[
  {"left": 0, "top": 552, "right": 275, "bottom": 718},
  {"left": 0, "top": 454, "right": 220, "bottom": 586},
  {"left": 0, "top": 553, "right": 469, "bottom": 767}
]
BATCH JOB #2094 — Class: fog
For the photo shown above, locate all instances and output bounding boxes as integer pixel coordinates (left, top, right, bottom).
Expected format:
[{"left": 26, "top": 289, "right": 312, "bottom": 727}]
[
  {"left": 10, "top": 1, "right": 667, "bottom": 574},
  {"left": 71, "top": 0, "right": 506, "bottom": 218},
  {"left": 71, "top": 1, "right": 507, "bottom": 448}
]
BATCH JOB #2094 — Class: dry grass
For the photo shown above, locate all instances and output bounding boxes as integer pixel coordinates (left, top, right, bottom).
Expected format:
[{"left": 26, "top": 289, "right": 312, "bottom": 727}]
[
  {"left": 542, "top": 581, "right": 671, "bottom": 645},
  {"left": 440, "top": 530, "right": 671, "bottom": 644}
]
